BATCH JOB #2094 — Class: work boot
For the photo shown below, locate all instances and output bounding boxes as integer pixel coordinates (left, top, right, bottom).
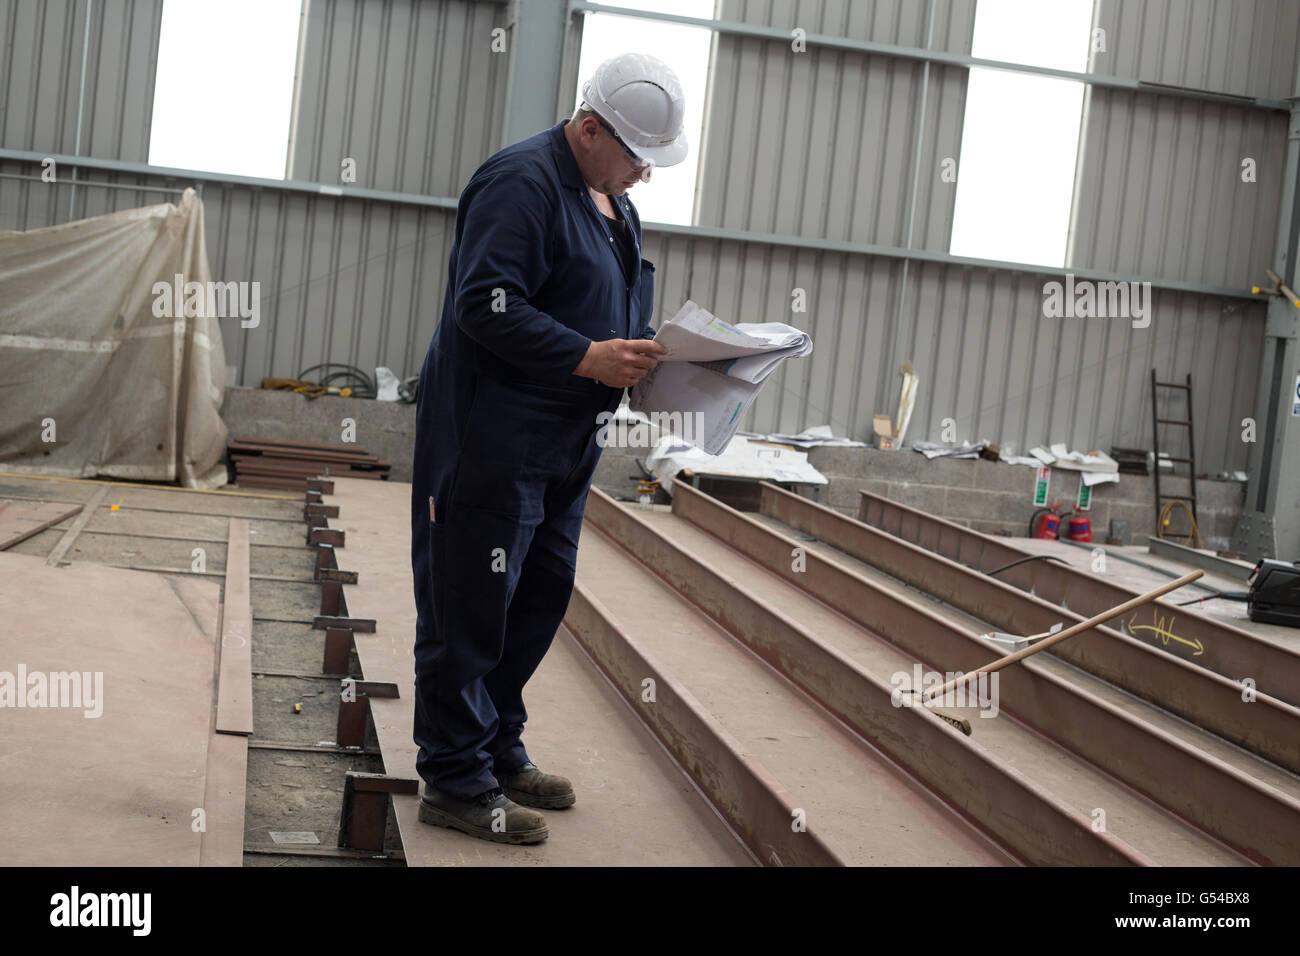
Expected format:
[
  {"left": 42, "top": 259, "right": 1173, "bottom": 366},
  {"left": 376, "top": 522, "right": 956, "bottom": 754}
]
[
  {"left": 495, "top": 761, "right": 576, "bottom": 809},
  {"left": 418, "top": 785, "right": 549, "bottom": 844}
]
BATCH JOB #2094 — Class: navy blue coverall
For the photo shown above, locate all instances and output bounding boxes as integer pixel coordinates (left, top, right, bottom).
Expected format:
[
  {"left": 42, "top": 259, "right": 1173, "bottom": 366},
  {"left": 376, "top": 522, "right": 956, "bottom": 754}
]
[{"left": 411, "top": 120, "right": 656, "bottom": 801}]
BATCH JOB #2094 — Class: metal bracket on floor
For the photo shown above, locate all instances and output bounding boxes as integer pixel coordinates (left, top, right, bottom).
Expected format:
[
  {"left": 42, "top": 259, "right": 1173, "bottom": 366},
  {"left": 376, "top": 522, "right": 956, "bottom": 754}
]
[
  {"left": 322, "top": 626, "right": 354, "bottom": 676},
  {"left": 337, "top": 679, "right": 400, "bottom": 748},
  {"left": 313, "top": 543, "right": 358, "bottom": 584},
  {"left": 314, "top": 614, "right": 375, "bottom": 632},
  {"left": 320, "top": 578, "right": 346, "bottom": 617},
  {"left": 317, "top": 566, "right": 358, "bottom": 584},
  {"left": 314, "top": 546, "right": 359, "bottom": 584},
  {"left": 309, "top": 527, "right": 344, "bottom": 547},
  {"left": 339, "top": 771, "right": 418, "bottom": 851}
]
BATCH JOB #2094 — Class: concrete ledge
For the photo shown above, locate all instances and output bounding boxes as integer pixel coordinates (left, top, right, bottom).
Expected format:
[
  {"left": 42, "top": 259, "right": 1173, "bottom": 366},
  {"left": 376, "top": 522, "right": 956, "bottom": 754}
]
[
  {"left": 803, "top": 446, "right": 1243, "bottom": 551},
  {"left": 218, "top": 389, "right": 1245, "bottom": 550},
  {"left": 221, "top": 386, "right": 416, "bottom": 482}
]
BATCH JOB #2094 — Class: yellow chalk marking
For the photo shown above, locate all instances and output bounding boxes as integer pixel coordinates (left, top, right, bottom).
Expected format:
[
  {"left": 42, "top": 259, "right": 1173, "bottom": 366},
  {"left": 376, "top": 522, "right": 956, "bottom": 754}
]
[{"left": 1127, "top": 611, "right": 1205, "bottom": 656}]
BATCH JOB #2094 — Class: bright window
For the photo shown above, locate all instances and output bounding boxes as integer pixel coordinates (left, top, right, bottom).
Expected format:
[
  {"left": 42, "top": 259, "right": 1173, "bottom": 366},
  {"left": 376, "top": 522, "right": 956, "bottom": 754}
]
[
  {"left": 148, "top": 0, "right": 302, "bottom": 179},
  {"left": 574, "top": 0, "right": 715, "bottom": 226},
  {"left": 948, "top": 0, "right": 1095, "bottom": 266}
]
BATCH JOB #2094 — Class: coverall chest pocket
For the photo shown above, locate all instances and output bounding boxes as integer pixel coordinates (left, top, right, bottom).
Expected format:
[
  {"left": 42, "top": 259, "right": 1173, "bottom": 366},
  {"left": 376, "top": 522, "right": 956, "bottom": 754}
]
[{"left": 638, "top": 258, "right": 655, "bottom": 336}]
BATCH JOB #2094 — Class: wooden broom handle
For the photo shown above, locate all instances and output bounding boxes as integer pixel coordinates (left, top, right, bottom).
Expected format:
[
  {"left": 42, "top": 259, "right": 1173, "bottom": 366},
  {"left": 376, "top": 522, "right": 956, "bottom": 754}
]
[{"left": 923, "top": 568, "right": 1204, "bottom": 702}]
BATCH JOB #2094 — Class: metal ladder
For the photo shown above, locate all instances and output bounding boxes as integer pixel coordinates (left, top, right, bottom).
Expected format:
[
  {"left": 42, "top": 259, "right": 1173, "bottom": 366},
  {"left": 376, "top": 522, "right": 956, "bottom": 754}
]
[{"left": 1150, "top": 369, "right": 1199, "bottom": 544}]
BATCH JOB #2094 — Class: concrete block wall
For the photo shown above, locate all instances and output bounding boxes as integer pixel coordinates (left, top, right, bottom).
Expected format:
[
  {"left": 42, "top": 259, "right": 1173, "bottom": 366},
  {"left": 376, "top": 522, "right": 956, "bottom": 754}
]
[
  {"left": 220, "top": 387, "right": 417, "bottom": 481},
  {"left": 803, "top": 446, "right": 1246, "bottom": 550},
  {"left": 217, "top": 388, "right": 1245, "bottom": 550}
]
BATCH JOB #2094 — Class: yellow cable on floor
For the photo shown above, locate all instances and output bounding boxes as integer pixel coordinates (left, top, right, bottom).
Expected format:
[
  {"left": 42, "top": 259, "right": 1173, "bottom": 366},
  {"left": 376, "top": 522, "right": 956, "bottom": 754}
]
[{"left": 1157, "top": 498, "right": 1202, "bottom": 549}]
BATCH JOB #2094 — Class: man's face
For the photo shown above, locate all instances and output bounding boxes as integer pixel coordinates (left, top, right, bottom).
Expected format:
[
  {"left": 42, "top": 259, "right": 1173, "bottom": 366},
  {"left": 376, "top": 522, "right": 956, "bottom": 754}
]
[{"left": 581, "top": 115, "right": 652, "bottom": 196}]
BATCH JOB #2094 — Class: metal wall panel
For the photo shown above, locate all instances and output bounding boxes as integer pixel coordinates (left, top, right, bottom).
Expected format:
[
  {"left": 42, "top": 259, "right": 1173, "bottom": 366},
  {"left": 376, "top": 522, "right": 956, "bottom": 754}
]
[
  {"left": 645, "top": 226, "right": 1264, "bottom": 472},
  {"left": 0, "top": 150, "right": 1265, "bottom": 474},
  {"left": 289, "top": 0, "right": 508, "bottom": 194},
  {"left": 697, "top": 44, "right": 967, "bottom": 251},
  {"left": 699, "top": 0, "right": 972, "bottom": 250},
  {"left": 0, "top": 157, "right": 459, "bottom": 388},
  {"left": 719, "top": 0, "right": 975, "bottom": 53},
  {"left": 1091, "top": 0, "right": 1300, "bottom": 100},
  {"left": 1069, "top": 90, "right": 1285, "bottom": 288},
  {"left": 198, "top": 183, "right": 455, "bottom": 387},
  {"left": 0, "top": 0, "right": 163, "bottom": 162},
  {"left": 0, "top": 0, "right": 1283, "bottom": 476}
]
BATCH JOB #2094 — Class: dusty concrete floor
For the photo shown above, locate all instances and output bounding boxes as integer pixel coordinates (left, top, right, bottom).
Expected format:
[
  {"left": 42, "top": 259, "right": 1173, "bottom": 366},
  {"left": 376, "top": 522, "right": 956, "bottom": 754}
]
[{"left": 0, "top": 473, "right": 404, "bottom": 867}]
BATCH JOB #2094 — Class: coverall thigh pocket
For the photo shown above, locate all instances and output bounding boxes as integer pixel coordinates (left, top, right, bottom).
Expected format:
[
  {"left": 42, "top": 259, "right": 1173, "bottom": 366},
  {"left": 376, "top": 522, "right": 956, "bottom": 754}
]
[{"left": 451, "top": 377, "right": 585, "bottom": 517}]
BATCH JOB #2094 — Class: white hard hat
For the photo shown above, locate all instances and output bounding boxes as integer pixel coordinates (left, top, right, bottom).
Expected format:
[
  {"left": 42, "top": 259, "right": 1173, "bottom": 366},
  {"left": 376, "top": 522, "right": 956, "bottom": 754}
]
[{"left": 581, "top": 53, "right": 689, "bottom": 168}]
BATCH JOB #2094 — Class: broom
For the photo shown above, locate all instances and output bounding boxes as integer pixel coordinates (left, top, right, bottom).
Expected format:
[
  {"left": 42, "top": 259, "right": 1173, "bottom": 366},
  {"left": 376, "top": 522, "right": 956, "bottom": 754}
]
[{"left": 918, "top": 569, "right": 1205, "bottom": 734}]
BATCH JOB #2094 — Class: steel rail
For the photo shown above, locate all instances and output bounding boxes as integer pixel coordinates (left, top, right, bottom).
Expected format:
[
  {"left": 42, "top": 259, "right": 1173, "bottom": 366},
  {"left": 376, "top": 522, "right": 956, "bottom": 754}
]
[
  {"left": 582, "top": 489, "right": 1160, "bottom": 866},
  {"left": 756, "top": 483, "right": 1300, "bottom": 774},
  {"left": 564, "top": 589, "right": 841, "bottom": 866},
  {"left": 856, "top": 489, "right": 1300, "bottom": 707},
  {"left": 665, "top": 483, "right": 1300, "bottom": 865}
]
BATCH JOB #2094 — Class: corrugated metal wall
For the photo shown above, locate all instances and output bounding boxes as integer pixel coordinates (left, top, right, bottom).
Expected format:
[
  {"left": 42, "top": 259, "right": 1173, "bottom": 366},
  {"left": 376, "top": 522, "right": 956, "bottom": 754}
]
[
  {"left": 0, "top": 0, "right": 1292, "bottom": 473},
  {"left": 1060, "top": 0, "right": 1292, "bottom": 466},
  {"left": 644, "top": 230, "right": 1262, "bottom": 468},
  {"left": 1088, "top": 0, "right": 1300, "bottom": 99},
  {"left": 0, "top": 0, "right": 163, "bottom": 162},
  {"left": 1069, "top": 93, "right": 1282, "bottom": 289},
  {"left": 1070, "top": 0, "right": 1295, "bottom": 289},
  {"left": 699, "top": 0, "right": 973, "bottom": 251},
  {"left": 190, "top": 184, "right": 457, "bottom": 388},
  {"left": 1, "top": 0, "right": 502, "bottom": 387},
  {"left": 680, "top": 0, "right": 1283, "bottom": 471},
  {"left": 0, "top": 163, "right": 460, "bottom": 388},
  {"left": 289, "top": 0, "right": 507, "bottom": 195}
]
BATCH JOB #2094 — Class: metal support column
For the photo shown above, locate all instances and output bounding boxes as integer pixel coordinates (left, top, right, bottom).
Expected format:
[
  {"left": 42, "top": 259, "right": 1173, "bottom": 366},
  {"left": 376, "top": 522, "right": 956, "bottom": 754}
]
[
  {"left": 501, "top": 0, "right": 569, "bottom": 147},
  {"left": 1231, "top": 58, "right": 1300, "bottom": 562}
]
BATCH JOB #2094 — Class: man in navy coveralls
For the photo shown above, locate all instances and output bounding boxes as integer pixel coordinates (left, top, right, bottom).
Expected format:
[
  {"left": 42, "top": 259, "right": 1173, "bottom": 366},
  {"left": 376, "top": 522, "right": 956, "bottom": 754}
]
[{"left": 411, "top": 53, "right": 690, "bottom": 844}]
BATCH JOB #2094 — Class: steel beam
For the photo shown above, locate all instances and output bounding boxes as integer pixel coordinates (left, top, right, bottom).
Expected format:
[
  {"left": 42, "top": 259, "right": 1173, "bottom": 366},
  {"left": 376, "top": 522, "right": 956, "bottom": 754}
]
[
  {"left": 583, "top": 490, "right": 1153, "bottom": 866},
  {"left": 0, "top": 148, "right": 459, "bottom": 210},
  {"left": 313, "top": 614, "right": 375, "bottom": 632},
  {"left": 335, "top": 680, "right": 399, "bottom": 750},
  {"left": 758, "top": 483, "right": 1300, "bottom": 774},
  {"left": 215, "top": 518, "right": 254, "bottom": 736},
  {"left": 857, "top": 489, "right": 1300, "bottom": 707},
  {"left": 1147, "top": 536, "right": 1255, "bottom": 582},
  {"left": 0, "top": 148, "right": 1261, "bottom": 302},
  {"left": 502, "top": 0, "right": 569, "bottom": 146},
  {"left": 322, "top": 627, "right": 353, "bottom": 677},
  {"left": 564, "top": 589, "right": 842, "bottom": 867},
  {"left": 662, "top": 483, "right": 1300, "bottom": 865},
  {"left": 570, "top": 1, "right": 1289, "bottom": 112},
  {"left": 338, "top": 771, "right": 419, "bottom": 852},
  {"left": 1233, "top": 45, "right": 1300, "bottom": 560}
]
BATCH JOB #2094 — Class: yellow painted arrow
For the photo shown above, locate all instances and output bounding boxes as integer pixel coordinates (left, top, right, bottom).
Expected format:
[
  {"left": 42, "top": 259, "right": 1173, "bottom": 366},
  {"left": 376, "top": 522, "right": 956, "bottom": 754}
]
[{"left": 1127, "top": 611, "right": 1205, "bottom": 656}]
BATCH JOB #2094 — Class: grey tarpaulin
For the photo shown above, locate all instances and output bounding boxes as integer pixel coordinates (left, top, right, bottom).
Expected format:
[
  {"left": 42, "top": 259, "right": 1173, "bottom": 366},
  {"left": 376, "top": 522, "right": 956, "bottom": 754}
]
[{"left": 0, "top": 188, "right": 229, "bottom": 488}]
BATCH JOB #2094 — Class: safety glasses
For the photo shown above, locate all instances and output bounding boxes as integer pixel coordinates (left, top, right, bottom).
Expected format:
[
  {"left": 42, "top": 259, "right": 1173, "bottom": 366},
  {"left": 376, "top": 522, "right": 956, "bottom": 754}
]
[{"left": 592, "top": 114, "right": 652, "bottom": 174}]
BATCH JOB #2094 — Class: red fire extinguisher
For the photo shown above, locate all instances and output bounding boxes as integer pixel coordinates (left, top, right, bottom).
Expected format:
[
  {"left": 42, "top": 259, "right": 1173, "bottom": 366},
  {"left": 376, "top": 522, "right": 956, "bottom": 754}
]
[
  {"left": 1031, "top": 508, "right": 1061, "bottom": 539},
  {"left": 1030, "top": 503, "right": 1091, "bottom": 541}
]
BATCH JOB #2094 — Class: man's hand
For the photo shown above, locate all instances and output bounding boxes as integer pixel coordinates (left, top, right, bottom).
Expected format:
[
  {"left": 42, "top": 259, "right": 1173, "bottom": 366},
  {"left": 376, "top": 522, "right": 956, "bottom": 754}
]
[{"left": 573, "top": 338, "right": 668, "bottom": 388}]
